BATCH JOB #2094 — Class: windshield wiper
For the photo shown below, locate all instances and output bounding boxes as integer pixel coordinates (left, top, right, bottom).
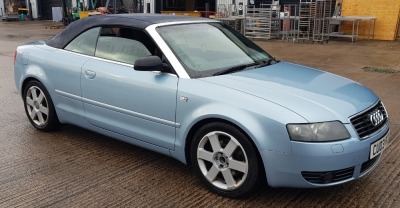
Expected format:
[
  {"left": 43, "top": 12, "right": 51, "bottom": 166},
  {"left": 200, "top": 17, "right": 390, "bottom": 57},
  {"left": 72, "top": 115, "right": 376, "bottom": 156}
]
[
  {"left": 256, "top": 57, "right": 280, "bottom": 68},
  {"left": 213, "top": 62, "right": 259, "bottom": 76}
]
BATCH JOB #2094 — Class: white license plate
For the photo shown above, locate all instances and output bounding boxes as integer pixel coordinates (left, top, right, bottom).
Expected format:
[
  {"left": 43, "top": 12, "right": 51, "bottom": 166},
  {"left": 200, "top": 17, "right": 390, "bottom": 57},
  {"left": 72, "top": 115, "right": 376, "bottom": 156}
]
[{"left": 369, "top": 134, "right": 389, "bottom": 159}]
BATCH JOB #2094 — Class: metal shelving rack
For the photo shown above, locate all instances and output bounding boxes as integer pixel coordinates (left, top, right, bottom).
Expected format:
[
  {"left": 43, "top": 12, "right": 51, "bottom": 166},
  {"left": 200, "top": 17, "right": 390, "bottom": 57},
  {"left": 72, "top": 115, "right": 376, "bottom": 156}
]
[
  {"left": 311, "top": 0, "right": 331, "bottom": 43},
  {"left": 267, "top": 3, "right": 281, "bottom": 39},
  {"left": 281, "top": 4, "right": 298, "bottom": 42},
  {"left": 217, "top": 4, "right": 228, "bottom": 17},
  {"left": 297, "top": 0, "right": 313, "bottom": 41},
  {"left": 244, "top": 4, "right": 273, "bottom": 39},
  {"left": 218, "top": 17, "right": 244, "bottom": 33}
]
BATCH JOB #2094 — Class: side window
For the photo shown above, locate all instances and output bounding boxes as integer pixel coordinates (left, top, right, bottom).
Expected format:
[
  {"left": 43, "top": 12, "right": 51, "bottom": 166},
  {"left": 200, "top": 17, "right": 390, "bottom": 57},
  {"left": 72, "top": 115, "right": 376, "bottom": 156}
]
[
  {"left": 64, "top": 27, "right": 100, "bottom": 56},
  {"left": 95, "top": 27, "right": 153, "bottom": 65}
]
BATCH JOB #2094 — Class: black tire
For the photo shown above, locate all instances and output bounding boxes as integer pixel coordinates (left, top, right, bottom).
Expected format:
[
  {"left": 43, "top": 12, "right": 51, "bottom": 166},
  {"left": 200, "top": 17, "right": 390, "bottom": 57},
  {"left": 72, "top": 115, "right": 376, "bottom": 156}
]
[
  {"left": 190, "top": 122, "right": 261, "bottom": 198},
  {"left": 23, "top": 80, "right": 60, "bottom": 131}
]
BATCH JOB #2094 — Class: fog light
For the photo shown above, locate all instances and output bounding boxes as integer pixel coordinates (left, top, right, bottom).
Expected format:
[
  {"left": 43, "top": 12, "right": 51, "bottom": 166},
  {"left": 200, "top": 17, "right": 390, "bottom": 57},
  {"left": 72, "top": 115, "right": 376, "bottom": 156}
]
[{"left": 320, "top": 172, "right": 335, "bottom": 183}]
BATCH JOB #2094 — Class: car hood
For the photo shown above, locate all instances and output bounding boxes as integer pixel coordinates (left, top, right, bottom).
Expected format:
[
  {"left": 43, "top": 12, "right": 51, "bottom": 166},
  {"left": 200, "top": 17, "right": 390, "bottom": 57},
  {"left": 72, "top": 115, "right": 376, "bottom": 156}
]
[{"left": 201, "top": 62, "right": 378, "bottom": 123}]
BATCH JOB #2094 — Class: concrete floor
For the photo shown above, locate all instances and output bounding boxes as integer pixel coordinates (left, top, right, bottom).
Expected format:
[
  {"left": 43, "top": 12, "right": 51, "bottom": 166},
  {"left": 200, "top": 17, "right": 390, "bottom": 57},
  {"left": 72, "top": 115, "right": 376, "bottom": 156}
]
[{"left": 0, "top": 20, "right": 399, "bottom": 207}]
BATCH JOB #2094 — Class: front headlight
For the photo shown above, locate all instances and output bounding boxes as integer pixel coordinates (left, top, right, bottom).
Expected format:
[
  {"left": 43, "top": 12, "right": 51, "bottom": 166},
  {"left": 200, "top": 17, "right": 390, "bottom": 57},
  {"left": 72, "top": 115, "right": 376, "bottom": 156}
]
[{"left": 287, "top": 121, "right": 350, "bottom": 142}]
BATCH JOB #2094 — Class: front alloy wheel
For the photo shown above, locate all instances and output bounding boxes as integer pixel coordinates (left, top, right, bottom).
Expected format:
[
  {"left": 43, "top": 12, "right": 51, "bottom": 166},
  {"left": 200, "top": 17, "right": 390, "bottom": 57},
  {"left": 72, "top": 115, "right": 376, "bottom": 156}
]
[{"left": 191, "top": 122, "right": 261, "bottom": 198}]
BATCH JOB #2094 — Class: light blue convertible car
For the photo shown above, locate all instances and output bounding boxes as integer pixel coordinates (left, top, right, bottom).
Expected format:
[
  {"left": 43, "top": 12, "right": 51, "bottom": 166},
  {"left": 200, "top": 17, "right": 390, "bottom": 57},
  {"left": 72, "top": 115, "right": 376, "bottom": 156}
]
[{"left": 14, "top": 14, "right": 389, "bottom": 197}]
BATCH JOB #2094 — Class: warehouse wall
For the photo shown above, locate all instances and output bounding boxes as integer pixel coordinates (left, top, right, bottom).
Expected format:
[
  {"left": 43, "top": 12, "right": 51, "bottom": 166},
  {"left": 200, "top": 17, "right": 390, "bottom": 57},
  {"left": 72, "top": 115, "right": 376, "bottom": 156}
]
[
  {"left": 341, "top": 0, "right": 400, "bottom": 40},
  {"left": 0, "top": 0, "right": 4, "bottom": 16},
  {"left": 38, "top": 0, "right": 63, "bottom": 20}
]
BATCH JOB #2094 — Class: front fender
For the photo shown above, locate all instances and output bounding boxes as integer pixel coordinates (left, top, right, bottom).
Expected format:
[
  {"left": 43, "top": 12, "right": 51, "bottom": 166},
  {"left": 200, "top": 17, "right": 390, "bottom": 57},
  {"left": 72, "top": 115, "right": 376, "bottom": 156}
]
[
  {"left": 177, "top": 102, "right": 300, "bottom": 153},
  {"left": 173, "top": 78, "right": 307, "bottom": 163}
]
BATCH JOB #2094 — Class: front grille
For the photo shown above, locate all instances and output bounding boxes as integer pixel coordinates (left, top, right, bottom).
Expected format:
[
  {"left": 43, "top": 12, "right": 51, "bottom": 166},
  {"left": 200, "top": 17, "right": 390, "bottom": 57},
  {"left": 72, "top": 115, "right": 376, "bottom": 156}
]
[
  {"left": 361, "top": 155, "right": 380, "bottom": 174},
  {"left": 302, "top": 167, "right": 354, "bottom": 184},
  {"left": 350, "top": 101, "right": 388, "bottom": 139}
]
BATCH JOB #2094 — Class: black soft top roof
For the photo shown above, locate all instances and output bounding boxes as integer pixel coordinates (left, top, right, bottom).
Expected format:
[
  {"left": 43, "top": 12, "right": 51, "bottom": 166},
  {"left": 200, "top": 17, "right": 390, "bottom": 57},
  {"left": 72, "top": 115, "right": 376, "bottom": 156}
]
[{"left": 46, "top": 13, "right": 208, "bottom": 49}]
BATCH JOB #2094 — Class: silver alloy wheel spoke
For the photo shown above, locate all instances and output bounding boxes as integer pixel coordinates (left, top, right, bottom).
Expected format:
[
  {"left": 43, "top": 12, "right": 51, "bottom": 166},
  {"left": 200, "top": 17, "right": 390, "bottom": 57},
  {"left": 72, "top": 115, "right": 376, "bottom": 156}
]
[
  {"left": 198, "top": 148, "right": 214, "bottom": 162},
  {"left": 37, "top": 112, "right": 45, "bottom": 124},
  {"left": 208, "top": 134, "right": 222, "bottom": 152},
  {"left": 29, "top": 108, "right": 37, "bottom": 120},
  {"left": 229, "top": 159, "right": 247, "bottom": 173},
  {"left": 39, "top": 105, "right": 49, "bottom": 115},
  {"left": 197, "top": 131, "right": 249, "bottom": 190},
  {"left": 31, "top": 88, "right": 38, "bottom": 100},
  {"left": 221, "top": 169, "right": 235, "bottom": 189},
  {"left": 26, "top": 97, "right": 35, "bottom": 107},
  {"left": 222, "top": 139, "right": 238, "bottom": 157},
  {"left": 36, "top": 92, "right": 44, "bottom": 104},
  {"left": 206, "top": 166, "right": 220, "bottom": 181}
]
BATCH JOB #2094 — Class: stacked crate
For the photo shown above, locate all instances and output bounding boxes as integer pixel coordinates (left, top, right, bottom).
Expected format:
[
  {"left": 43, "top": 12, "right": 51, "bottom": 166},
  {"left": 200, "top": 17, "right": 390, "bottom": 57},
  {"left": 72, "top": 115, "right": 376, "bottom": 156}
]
[{"left": 6, "top": 3, "right": 19, "bottom": 15}]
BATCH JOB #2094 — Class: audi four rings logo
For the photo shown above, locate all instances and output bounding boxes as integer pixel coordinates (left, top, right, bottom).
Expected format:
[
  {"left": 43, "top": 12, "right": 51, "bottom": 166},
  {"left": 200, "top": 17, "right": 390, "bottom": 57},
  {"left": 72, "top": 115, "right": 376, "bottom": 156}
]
[{"left": 369, "top": 110, "right": 384, "bottom": 126}]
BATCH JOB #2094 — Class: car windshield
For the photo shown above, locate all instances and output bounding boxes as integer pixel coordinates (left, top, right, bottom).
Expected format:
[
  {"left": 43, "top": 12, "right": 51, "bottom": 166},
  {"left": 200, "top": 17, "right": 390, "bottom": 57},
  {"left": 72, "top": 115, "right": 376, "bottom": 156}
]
[{"left": 156, "top": 23, "right": 271, "bottom": 78}]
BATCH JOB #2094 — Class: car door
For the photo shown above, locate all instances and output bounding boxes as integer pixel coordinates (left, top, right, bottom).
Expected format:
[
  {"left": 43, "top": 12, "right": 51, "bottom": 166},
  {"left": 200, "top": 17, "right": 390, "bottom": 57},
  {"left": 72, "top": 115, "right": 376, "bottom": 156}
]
[
  {"left": 81, "top": 27, "right": 178, "bottom": 150},
  {"left": 51, "top": 27, "right": 101, "bottom": 122}
]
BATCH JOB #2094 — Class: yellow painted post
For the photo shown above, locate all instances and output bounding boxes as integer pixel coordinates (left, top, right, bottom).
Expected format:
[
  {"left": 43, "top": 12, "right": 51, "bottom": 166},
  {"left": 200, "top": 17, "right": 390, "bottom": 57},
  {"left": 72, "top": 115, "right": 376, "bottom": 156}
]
[{"left": 397, "top": 7, "right": 400, "bottom": 39}]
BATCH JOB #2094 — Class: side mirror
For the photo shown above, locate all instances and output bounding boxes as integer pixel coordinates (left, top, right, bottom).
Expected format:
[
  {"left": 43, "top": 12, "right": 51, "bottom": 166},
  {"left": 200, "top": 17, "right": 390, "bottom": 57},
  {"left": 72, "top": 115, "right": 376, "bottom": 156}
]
[{"left": 134, "top": 56, "right": 163, "bottom": 72}]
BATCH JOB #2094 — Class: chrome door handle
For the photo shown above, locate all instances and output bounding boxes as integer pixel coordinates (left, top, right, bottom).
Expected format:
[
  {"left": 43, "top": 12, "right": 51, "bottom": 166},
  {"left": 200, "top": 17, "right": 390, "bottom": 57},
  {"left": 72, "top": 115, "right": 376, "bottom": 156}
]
[{"left": 85, "top": 70, "right": 96, "bottom": 79}]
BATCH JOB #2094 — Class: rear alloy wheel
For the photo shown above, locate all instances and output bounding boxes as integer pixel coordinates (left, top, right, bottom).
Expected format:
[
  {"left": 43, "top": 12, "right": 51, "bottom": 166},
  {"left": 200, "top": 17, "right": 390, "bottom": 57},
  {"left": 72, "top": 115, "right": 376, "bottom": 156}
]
[
  {"left": 191, "top": 122, "right": 261, "bottom": 198},
  {"left": 23, "top": 81, "right": 60, "bottom": 131}
]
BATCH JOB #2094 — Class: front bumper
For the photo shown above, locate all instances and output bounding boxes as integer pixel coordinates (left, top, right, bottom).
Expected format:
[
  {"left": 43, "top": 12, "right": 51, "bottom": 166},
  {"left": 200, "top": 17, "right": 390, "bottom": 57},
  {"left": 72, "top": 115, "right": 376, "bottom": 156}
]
[{"left": 261, "top": 123, "right": 389, "bottom": 188}]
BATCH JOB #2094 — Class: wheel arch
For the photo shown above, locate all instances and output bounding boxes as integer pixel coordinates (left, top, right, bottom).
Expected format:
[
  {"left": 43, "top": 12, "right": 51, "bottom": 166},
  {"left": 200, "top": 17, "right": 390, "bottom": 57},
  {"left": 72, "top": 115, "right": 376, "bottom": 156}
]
[
  {"left": 21, "top": 77, "right": 41, "bottom": 98},
  {"left": 21, "top": 76, "right": 56, "bottom": 105},
  {"left": 19, "top": 63, "right": 58, "bottom": 104},
  {"left": 18, "top": 63, "right": 52, "bottom": 96}
]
